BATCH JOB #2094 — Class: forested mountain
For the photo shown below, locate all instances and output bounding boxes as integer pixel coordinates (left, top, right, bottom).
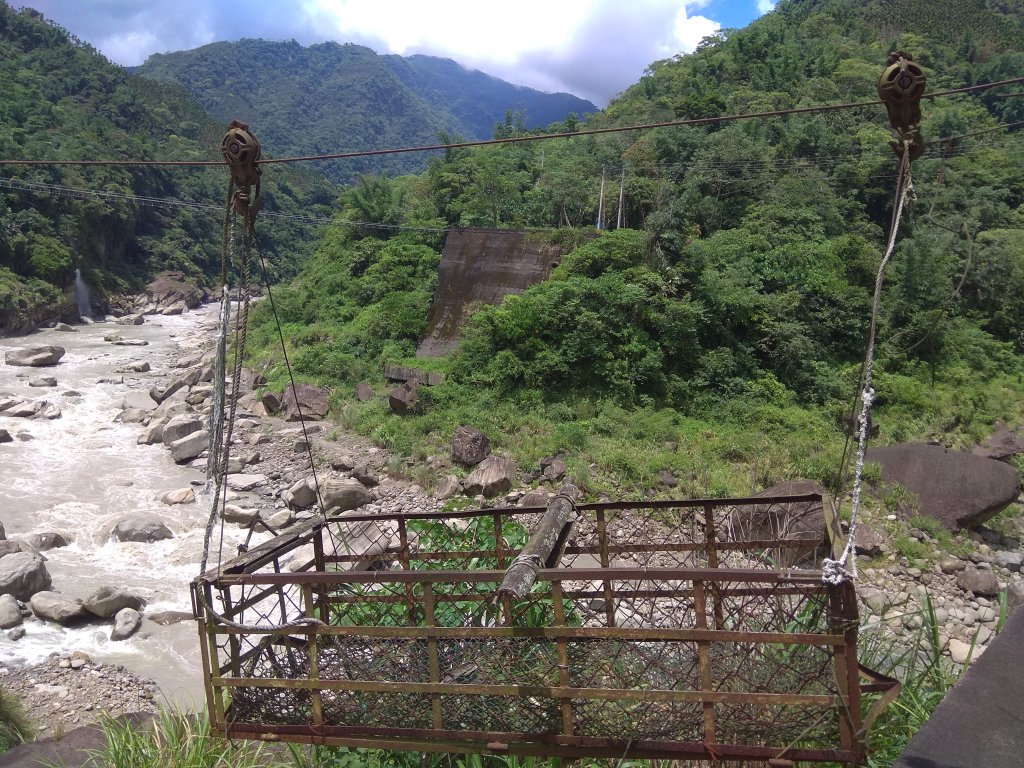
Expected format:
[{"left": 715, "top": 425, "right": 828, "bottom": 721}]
[
  {"left": 134, "top": 40, "right": 597, "bottom": 183},
  {"left": 248, "top": 0, "right": 1024, "bottom": 473},
  {"left": 0, "top": 3, "right": 336, "bottom": 334}
]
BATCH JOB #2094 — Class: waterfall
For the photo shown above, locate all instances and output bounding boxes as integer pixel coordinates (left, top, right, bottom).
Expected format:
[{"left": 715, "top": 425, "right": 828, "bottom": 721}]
[{"left": 74, "top": 268, "right": 92, "bottom": 321}]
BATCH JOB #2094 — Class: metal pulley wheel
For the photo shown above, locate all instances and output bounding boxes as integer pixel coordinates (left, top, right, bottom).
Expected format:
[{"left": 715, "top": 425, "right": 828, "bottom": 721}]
[
  {"left": 878, "top": 51, "right": 926, "bottom": 160},
  {"left": 221, "top": 120, "right": 262, "bottom": 190}
]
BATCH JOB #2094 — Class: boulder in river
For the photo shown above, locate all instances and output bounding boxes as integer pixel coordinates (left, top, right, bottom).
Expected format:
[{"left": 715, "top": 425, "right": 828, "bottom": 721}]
[
  {"left": 111, "top": 515, "right": 173, "bottom": 543},
  {"left": 0, "top": 593, "right": 23, "bottom": 629},
  {"left": 121, "top": 391, "right": 157, "bottom": 411},
  {"left": 111, "top": 607, "right": 142, "bottom": 640},
  {"left": 168, "top": 430, "right": 208, "bottom": 463},
  {"left": 28, "top": 376, "right": 57, "bottom": 387},
  {"left": 4, "top": 346, "right": 65, "bottom": 367},
  {"left": 84, "top": 586, "right": 146, "bottom": 618},
  {"left": 0, "top": 429, "right": 11, "bottom": 444},
  {"left": 30, "top": 591, "right": 88, "bottom": 624},
  {"left": 148, "top": 610, "right": 193, "bottom": 626},
  {"left": 115, "top": 314, "right": 145, "bottom": 326},
  {"left": 160, "top": 488, "right": 195, "bottom": 505},
  {"left": 142, "top": 271, "right": 205, "bottom": 313},
  {"left": 24, "top": 532, "right": 69, "bottom": 552},
  {"left": 160, "top": 301, "right": 187, "bottom": 316},
  {"left": 161, "top": 414, "right": 204, "bottom": 446},
  {"left": 137, "top": 418, "right": 167, "bottom": 445},
  {"left": 0, "top": 553, "right": 51, "bottom": 600},
  {"left": 866, "top": 442, "right": 1021, "bottom": 529}
]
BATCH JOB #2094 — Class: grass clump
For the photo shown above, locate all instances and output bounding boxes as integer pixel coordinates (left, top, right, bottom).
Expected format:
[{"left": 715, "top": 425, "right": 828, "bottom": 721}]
[
  {"left": 91, "top": 709, "right": 274, "bottom": 768},
  {"left": 0, "top": 689, "right": 32, "bottom": 754}
]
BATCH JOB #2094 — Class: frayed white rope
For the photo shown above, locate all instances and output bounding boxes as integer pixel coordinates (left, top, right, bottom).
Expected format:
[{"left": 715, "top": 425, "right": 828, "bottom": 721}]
[{"left": 823, "top": 151, "right": 913, "bottom": 585}]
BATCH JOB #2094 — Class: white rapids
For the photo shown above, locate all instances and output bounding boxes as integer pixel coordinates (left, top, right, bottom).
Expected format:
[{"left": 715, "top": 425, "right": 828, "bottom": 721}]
[{"left": 0, "top": 307, "right": 261, "bottom": 707}]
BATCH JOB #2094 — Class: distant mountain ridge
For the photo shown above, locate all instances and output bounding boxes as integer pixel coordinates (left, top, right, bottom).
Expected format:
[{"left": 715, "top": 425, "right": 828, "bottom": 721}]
[{"left": 135, "top": 39, "right": 597, "bottom": 182}]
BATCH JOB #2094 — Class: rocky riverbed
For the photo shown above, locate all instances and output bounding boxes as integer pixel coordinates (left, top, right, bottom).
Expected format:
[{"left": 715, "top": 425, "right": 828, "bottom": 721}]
[{"left": 2, "top": 299, "right": 1024, "bottom": 740}]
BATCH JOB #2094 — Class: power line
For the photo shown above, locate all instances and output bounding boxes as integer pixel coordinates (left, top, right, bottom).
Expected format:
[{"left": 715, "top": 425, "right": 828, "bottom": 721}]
[{"left": 1, "top": 76, "right": 1022, "bottom": 170}]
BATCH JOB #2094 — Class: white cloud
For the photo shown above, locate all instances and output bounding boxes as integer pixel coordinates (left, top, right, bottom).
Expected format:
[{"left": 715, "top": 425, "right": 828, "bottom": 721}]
[
  {"left": 27, "top": 0, "right": 727, "bottom": 104},
  {"left": 757, "top": 0, "right": 777, "bottom": 13},
  {"left": 301, "top": 0, "right": 720, "bottom": 105}
]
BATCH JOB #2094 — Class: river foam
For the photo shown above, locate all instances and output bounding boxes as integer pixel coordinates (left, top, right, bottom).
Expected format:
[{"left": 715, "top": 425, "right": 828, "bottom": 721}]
[{"left": 0, "top": 309, "right": 262, "bottom": 705}]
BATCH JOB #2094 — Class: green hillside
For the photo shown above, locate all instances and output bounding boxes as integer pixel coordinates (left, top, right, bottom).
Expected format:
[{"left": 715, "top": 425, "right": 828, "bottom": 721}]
[
  {"left": 0, "top": 3, "right": 335, "bottom": 334},
  {"left": 246, "top": 0, "right": 1024, "bottom": 499},
  {"left": 134, "top": 40, "right": 597, "bottom": 184}
]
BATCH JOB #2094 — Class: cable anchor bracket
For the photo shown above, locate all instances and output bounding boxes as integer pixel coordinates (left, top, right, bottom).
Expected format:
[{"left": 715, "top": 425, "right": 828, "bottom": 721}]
[
  {"left": 877, "top": 51, "right": 927, "bottom": 161},
  {"left": 220, "top": 120, "right": 263, "bottom": 225}
]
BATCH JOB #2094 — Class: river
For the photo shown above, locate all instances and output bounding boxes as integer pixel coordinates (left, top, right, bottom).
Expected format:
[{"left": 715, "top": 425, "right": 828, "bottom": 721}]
[{"left": 0, "top": 308, "right": 255, "bottom": 706}]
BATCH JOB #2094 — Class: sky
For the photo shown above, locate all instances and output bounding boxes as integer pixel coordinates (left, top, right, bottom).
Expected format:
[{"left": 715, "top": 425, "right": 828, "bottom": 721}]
[{"left": 23, "top": 1, "right": 772, "bottom": 106}]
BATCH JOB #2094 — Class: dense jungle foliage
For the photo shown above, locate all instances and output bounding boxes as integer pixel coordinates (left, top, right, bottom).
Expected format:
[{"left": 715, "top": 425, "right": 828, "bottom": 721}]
[
  {"left": 0, "top": 3, "right": 335, "bottom": 333},
  {"left": 247, "top": 0, "right": 1024, "bottom": 496}
]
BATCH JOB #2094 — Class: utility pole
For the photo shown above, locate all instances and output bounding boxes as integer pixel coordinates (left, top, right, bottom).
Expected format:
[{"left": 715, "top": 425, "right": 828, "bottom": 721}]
[
  {"left": 597, "top": 166, "right": 606, "bottom": 230},
  {"left": 616, "top": 165, "right": 626, "bottom": 229}
]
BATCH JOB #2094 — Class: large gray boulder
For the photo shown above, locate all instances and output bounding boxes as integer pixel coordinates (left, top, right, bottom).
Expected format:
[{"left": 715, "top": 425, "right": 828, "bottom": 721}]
[
  {"left": 161, "top": 414, "right": 204, "bottom": 445},
  {"left": 388, "top": 383, "right": 418, "bottom": 415},
  {"left": 972, "top": 422, "right": 1024, "bottom": 462},
  {"left": 464, "top": 456, "right": 518, "bottom": 498},
  {"left": 24, "top": 532, "right": 68, "bottom": 551},
  {"left": 137, "top": 417, "right": 167, "bottom": 445},
  {"left": 168, "top": 430, "right": 208, "bottom": 463},
  {"left": 0, "top": 553, "right": 51, "bottom": 600},
  {"left": 866, "top": 443, "right": 1022, "bottom": 530},
  {"left": 282, "top": 383, "right": 329, "bottom": 421},
  {"left": 111, "top": 515, "right": 173, "bottom": 543},
  {"left": 0, "top": 429, "right": 11, "bottom": 444},
  {"left": 4, "top": 346, "right": 65, "bottom": 367},
  {"left": 111, "top": 607, "right": 142, "bottom": 640},
  {"left": 322, "top": 478, "right": 372, "bottom": 513},
  {"left": 30, "top": 591, "right": 88, "bottom": 624},
  {"left": 121, "top": 391, "right": 157, "bottom": 411},
  {"left": 957, "top": 568, "right": 1000, "bottom": 597},
  {"left": 83, "top": 586, "right": 146, "bottom": 618},
  {"left": 730, "top": 480, "right": 830, "bottom": 568},
  {"left": 0, "top": 593, "right": 23, "bottom": 629},
  {"left": 451, "top": 425, "right": 491, "bottom": 467},
  {"left": 283, "top": 477, "right": 319, "bottom": 510}
]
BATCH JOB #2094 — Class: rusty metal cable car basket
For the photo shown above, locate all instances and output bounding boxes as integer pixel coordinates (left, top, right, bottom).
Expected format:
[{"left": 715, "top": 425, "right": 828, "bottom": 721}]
[{"left": 192, "top": 491, "right": 896, "bottom": 765}]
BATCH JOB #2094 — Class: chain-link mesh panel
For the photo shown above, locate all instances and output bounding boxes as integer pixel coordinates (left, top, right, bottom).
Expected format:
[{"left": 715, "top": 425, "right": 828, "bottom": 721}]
[{"left": 197, "top": 495, "right": 866, "bottom": 763}]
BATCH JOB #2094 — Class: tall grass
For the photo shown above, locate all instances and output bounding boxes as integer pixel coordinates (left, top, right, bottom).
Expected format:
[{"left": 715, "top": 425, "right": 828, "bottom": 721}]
[
  {"left": 0, "top": 688, "right": 32, "bottom": 753},
  {"left": 858, "top": 591, "right": 992, "bottom": 767},
  {"left": 89, "top": 709, "right": 275, "bottom": 768}
]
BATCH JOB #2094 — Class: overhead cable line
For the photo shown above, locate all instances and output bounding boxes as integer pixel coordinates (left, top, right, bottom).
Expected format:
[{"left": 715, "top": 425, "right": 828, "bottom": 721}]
[{"left": 1, "top": 76, "right": 1022, "bottom": 169}]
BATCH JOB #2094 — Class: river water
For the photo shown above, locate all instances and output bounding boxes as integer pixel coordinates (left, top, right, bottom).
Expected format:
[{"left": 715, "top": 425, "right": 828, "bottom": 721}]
[{"left": 0, "top": 308, "right": 254, "bottom": 706}]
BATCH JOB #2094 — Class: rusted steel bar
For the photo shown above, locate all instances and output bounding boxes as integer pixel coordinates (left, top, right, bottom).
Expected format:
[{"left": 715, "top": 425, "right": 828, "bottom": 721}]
[
  {"left": 216, "top": 565, "right": 827, "bottom": 587},
  {"left": 208, "top": 623, "right": 844, "bottom": 645},
  {"left": 703, "top": 504, "right": 726, "bottom": 630},
  {"left": 222, "top": 722, "right": 857, "bottom": 763},
  {"left": 550, "top": 579, "right": 574, "bottom": 736},
  {"left": 498, "top": 484, "right": 580, "bottom": 600},
  {"left": 302, "top": 584, "right": 324, "bottom": 728},
  {"left": 216, "top": 676, "right": 839, "bottom": 706},
  {"left": 693, "top": 579, "right": 717, "bottom": 744},
  {"left": 194, "top": 582, "right": 222, "bottom": 725},
  {"left": 423, "top": 584, "right": 443, "bottom": 729},
  {"left": 595, "top": 507, "right": 616, "bottom": 626}
]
